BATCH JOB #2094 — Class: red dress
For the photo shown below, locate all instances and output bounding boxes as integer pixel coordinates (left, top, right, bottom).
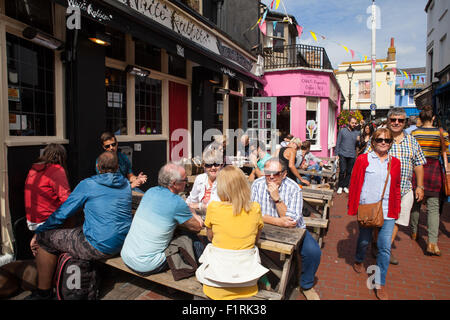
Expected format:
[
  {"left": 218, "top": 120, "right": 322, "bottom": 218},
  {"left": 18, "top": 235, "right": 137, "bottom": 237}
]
[{"left": 24, "top": 163, "right": 71, "bottom": 225}]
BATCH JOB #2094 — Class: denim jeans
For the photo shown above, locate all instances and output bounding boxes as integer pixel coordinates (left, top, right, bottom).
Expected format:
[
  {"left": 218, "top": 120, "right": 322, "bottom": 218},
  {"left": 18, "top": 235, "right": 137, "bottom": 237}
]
[
  {"left": 303, "top": 164, "right": 322, "bottom": 184},
  {"left": 355, "top": 219, "right": 395, "bottom": 286},
  {"left": 299, "top": 230, "right": 322, "bottom": 289}
]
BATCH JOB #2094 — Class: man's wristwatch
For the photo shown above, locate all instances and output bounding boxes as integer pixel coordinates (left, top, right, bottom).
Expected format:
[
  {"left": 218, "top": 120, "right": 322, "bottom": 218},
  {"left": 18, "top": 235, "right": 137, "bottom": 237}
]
[
  {"left": 417, "top": 186, "right": 425, "bottom": 190},
  {"left": 274, "top": 198, "right": 282, "bottom": 204}
]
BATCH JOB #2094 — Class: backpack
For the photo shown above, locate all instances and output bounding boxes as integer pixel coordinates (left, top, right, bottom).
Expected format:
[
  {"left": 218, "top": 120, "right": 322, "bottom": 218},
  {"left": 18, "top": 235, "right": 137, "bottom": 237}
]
[{"left": 54, "top": 253, "right": 100, "bottom": 300}]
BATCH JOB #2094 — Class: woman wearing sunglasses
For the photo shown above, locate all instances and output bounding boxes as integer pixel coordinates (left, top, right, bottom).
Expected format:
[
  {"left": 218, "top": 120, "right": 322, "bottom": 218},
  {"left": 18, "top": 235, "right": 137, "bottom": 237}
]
[
  {"left": 186, "top": 148, "right": 223, "bottom": 214},
  {"left": 348, "top": 128, "right": 401, "bottom": 300}
]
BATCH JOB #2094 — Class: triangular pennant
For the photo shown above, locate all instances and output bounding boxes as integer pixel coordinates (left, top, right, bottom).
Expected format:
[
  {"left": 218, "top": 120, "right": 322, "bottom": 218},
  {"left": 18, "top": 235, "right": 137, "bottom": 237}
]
[
  {"left": 275, "top": 0, "right": 281, "bottom": 10},
  {"left": 392, "top": 67, "right": 397, "bottom": 75},
  {"left": 350, "top": 49, "right": 355, "bottom": 59},
  {"left": 403, "top": 71, "right": 408, "bottom": 78},
  {"left": 251, "top": 17, "right": 261, "bottom": 30},
  {"left": 364, "top": 55, "right": 368, "bottom": 62},
  {"left": 376, "top": 81, "right": 382, "bottom": 87},
  {"left": 259, "top": 21, "right": 267, "bottom": 35},
  {"left": 310, "top": 31, "right": 318, "bottom": 42},
  {"left": 296, "top": 25, "right": 303, "bottom": 39},
  {"left": 261, "top": 9, "right": 268, "bottom": 26},
  {"left": 273, "top": 21, "right": 277, "bottom": 30},
  {"left": 372, "top": 60, "right": 376, "bottom": 68},
  {"left": 270, "top": 0, "right": 275, "bottom": 9},
  {"left": 342, "top": 45, "right": 349, "bottom": 53},
  {"left": 421, "top": 77, "right": 424, "bottom": 83},
  {"left": 400, "top": 80, "right": 405, "bottom": 87},
  {"left": 388, "top": 81, "right": 393, "bottom": 86}
]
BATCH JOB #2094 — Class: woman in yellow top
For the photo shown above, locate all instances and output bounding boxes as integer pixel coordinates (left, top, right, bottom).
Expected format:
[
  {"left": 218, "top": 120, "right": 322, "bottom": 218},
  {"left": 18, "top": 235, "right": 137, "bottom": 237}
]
[{"left": 196, "top": 165, "right": 268, "bottom": 300}]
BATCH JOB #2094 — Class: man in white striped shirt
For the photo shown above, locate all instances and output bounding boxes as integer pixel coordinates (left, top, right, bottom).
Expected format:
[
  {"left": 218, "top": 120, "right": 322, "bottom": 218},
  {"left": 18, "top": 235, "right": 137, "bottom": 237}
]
[{"left": 251, "top": 158, "right": 322, "bottom": 300}]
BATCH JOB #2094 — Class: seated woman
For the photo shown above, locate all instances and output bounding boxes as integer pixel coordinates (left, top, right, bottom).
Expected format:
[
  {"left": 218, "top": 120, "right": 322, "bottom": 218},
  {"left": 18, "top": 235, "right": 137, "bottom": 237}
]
[
  {"left": 186, "top": 148, "right": 223, "bottom": 215},
  {"left": 24, "top": 144, "right": 71, "bottom": 232},
  {"left": 195, "top": 166, "right": 269, "bottom": 300},
  {"left": 277, "top": 137, "right": 310, "bottom": 186}
]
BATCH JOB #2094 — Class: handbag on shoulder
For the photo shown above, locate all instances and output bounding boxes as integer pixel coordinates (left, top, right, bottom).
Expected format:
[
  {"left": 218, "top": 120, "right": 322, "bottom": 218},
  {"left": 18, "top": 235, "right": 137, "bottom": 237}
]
[
  {"left": 439, "top": 129, "right": 450, "bottom": 196},
  {"left": 357, "top": 156, "right": 391, "bottom": 228}
]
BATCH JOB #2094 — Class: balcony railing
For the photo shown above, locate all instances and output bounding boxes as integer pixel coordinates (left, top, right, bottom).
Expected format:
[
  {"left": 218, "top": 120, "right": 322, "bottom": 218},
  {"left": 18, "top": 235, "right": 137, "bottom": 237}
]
[{"left": 263, "top": 44, "right": 333, "bottom": 70}]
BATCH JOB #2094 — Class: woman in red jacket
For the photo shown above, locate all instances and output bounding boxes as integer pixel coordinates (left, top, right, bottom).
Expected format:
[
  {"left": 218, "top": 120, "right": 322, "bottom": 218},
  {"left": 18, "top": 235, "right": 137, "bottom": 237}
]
[
  {"left": 348, "top": 128, "right": 401, "bottom": 300},
  {"left": 24, "top": 144, "right": 71, "bottom": 232}
]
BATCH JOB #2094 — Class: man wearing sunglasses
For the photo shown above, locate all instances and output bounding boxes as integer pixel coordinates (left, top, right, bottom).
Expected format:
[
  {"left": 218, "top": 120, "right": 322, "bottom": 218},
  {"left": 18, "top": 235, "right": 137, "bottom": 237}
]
[
  {"left": 251, "top": 158, "right": 322, "bottom": 300},
  {"left": 96, "top": 132, "right": 148, "bottom": 192},
  {"left": 366, "top": 108, "right": 426, "bottom": 265}
]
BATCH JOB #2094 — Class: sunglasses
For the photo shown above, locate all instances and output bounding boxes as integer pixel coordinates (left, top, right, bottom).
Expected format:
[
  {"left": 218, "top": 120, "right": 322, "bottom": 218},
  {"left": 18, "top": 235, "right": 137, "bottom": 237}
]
[
  {"left": 204, "top": 163, "right": 222, "bottom": 168},
  {"left": 374, "top": 138, "right": 393, "bottom": 144},
  {"left": 389, "top": 118, "right": 406, "bottom": 124},
  {"left": 103, "top": 142, "right": 117, "bottom": 149},
  {"left": 176, "top": 178, "right": 188, "bottom": 183},
  {"left": 264, "top": 170, "right": 283, "bottom": 177}
]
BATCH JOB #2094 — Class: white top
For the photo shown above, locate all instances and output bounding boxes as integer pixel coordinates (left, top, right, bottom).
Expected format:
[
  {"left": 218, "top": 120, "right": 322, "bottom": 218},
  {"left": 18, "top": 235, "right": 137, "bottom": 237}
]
[{"left": 185, "top": 173, "right": 220, "bottom": 211}]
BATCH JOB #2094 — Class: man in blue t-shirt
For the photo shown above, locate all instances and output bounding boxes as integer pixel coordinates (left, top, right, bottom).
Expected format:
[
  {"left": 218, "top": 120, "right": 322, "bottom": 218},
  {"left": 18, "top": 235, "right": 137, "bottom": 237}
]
[
  {"left": 96, "top": 132, "right": 147, "bottom": 192},
  {"left": 121, "top": 163, "right": 204, "bottom": 275}
]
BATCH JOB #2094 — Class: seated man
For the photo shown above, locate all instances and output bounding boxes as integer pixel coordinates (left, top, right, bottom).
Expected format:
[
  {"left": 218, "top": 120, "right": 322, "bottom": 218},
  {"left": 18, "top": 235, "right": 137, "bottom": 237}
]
[
  {"left": 120, "top": 163, "right": 204, "bottom": 276},
  {"left": 251, "top": 158, "right": 322, "bottom": 300},
  {"left": 96, "top": 132, "right": 147, "bottom": 192},
  {"left": 299, "top": 141, "right": 324, "bottom": 184},
  {"left": 26, "top": 151, "right": 133, "bottom": 300}
]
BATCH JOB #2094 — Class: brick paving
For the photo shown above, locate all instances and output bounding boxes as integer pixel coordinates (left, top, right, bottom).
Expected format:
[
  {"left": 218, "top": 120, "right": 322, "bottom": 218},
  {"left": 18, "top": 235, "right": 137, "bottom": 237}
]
[{"left": 310, "top": 193, "right": 450, "bottom": 300}]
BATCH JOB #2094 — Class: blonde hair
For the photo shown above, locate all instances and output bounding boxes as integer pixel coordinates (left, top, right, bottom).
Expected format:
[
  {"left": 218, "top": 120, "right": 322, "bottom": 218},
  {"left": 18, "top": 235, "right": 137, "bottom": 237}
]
[
  {"left": 290, "top": 137, "right": 302, "bottom": 147},
  {"left": 202, "top": 148, "right": 223, "bottom": 164},
  {"left": 216, "top": 166, "right": 252, "bottom": 215}
]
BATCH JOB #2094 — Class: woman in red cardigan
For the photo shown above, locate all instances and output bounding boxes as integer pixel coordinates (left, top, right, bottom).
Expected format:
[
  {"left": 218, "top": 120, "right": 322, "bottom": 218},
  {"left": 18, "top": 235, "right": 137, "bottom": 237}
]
[{"left": 348, "top": 128, "right": 401, "bottom": 300}]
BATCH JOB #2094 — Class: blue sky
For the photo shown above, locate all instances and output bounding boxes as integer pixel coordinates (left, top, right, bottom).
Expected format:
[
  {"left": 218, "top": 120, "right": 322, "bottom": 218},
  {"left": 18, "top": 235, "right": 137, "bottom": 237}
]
[{"left": 260, "top": 0, "right": 427, "bottom": 69}]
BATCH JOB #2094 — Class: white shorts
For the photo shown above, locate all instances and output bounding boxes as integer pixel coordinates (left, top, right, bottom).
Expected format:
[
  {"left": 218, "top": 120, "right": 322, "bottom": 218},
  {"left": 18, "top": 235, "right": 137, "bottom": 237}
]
[{"left": 395, "top": 189, "right": 414, "bottom": 226}]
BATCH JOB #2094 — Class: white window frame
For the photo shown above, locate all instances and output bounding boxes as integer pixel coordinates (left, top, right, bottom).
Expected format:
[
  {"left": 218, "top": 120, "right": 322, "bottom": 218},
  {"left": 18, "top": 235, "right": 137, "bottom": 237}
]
[
  {"left": 305, "top": 97, "right": 321, "bottom": 151},
  {"left": 2, "top": 4, "right": 68, "bottom": 146},
  {"left": 357, "top": 79, "right": 371, "bottom": 102}
]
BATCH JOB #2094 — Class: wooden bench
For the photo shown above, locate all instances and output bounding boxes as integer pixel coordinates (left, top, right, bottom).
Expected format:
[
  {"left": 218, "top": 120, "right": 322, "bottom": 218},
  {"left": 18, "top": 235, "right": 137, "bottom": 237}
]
[{"left": 102, "top": 256, "right": 282, "bottom": 300}]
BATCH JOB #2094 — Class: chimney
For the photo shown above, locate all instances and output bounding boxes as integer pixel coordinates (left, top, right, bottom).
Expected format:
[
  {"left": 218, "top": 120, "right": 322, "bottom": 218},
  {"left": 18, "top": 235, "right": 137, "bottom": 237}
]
[{"left": 387, "top": 37, "right": 396, "bottom": 61}]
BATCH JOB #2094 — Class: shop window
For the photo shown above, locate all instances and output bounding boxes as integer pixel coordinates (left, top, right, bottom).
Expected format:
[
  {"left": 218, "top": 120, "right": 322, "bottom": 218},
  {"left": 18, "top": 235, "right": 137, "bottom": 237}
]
[
  {"left": 135, "top": 77, "right": 162, "bottom": 135},
  {"left": 306, "top": 98, "right": 319, "bottom": 146},
  {"left": 5, "top": 0, "right": 53, "bottom": 34},
  {"left": 358, "top": 80, "right": 371, "bottom": 100},
  {"left": 105, "top": 68, "right": 127, "bottom": 135},
  {"left": 7, "top": 33, "right": 55, "bottom": 136},
  {"left": 408, "top": 90, "right": 415, "bottom": 105},
  {"left": 135, "top": 39, "right": 161, "bottom": 71},
  {"left": 105, "top": 27, "right": 125, "bottom": 61},
  {"left": 168, "top": 53, "right": 186, "bottom": 78}
]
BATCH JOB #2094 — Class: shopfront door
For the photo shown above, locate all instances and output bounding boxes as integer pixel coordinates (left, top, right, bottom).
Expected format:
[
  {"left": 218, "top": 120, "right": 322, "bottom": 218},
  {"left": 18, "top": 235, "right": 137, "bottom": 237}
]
[
  {"left": 243, "top": 97, "right": 278, "bottom": 153},
  {"left": 169, "top": 81, "right": 188, "bottom": 160}
]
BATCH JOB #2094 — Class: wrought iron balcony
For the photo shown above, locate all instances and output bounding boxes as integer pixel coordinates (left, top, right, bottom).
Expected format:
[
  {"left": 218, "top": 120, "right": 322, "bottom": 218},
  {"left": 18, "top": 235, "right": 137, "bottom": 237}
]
[{"left": 263, "top": 44, "right": 333, "bottom": 70}]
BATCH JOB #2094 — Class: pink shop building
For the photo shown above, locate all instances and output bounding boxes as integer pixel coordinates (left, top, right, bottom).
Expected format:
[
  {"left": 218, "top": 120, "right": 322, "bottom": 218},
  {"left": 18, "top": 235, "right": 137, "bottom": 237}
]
[{"left": 260, "top": 12, "right": 344, "bottom": 157}]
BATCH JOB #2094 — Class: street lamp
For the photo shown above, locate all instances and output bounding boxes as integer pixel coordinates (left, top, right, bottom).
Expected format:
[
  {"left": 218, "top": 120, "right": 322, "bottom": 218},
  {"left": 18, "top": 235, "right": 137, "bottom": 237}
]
[{"left": 346, "top": 64, "right": 355, "bottom": 111}]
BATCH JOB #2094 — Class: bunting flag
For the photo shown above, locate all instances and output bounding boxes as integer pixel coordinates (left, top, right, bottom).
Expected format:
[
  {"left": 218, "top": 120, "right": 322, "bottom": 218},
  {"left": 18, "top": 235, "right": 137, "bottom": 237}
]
[
  {"left": 364, "top": 56, "right": 368, "bottom": 62},
  {"left": 296, "top": 25, "right": 303, "bottom": 39},
  {"left": 270, "top": 0, "right": 275, "bottom": 9},
  {"left": 392, "top": 67, "right": 397, "bottom": 75},
  {"left": 310, "top": 31, "right": 318, "bottom": 42},
  {"left": 273, "top": 21, "right": 277, "bottom": 30},
  {"left": 376, "top": 81, "right": 382, "bottom": 87},
  {"left": 275, "top": 0, "right": 281, "bottom": 10},
  {"left": 372, "top": 60, "right": 376, "bottom": 68},
  {"left": 378, "top": 62, "right": 384, "bottom": 69},
  {"left": 259, "top": 21, "right": 267, "bottom": 35},
  {"left": 403, "top": 71, "right": 408, "bottom": 78},
  {"left": 342, "top": 45, "right": 349, "bottom": 53},
  {"left": 400, "top": 80, "right": 405, "bottom": 87},
  {"left": 388, "top": 81, "right": 393, "bottom": 86},
  {"left": 350, "top": 49, "right": 355, "bottom": 59},
  {"left": 261, "top": 9, "right": 268, "bottom": 26},
  {"left": 421, "top": 77, "right": 424, "bottom": 83},
  {"left": 413, "top": 79, "right": 417, "bottom": 86}
]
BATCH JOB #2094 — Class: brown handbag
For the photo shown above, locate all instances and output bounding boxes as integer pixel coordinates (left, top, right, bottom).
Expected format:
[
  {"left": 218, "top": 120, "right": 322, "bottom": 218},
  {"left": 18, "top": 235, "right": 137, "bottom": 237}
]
[
  {"left": 357, "top": 156, "right": 391, "bottom": 228},
  {"left": 439, "top": 129, "right": 450, "bottom": 196}
]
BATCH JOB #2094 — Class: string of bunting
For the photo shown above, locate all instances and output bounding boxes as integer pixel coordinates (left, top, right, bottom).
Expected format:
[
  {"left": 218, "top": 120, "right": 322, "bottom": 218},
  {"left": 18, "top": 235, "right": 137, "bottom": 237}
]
[{"left": 254, "top": 0, "right": 425, "bottom": 87}]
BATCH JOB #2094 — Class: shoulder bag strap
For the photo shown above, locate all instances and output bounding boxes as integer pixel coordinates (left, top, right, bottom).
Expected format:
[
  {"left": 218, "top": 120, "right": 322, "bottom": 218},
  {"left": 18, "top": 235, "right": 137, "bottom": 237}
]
[
  {"left": 439, "top": 128, "right": 449, "bottom": 173},
  {"left": 380, "top": 156, "right": 392, "bottom": 200}
]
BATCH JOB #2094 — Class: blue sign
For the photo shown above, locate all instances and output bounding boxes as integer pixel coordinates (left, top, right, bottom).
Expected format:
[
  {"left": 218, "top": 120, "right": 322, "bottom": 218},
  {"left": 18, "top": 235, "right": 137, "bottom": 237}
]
[{"left": 370, "top": 103, "right": 377, "bottom": 111}]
